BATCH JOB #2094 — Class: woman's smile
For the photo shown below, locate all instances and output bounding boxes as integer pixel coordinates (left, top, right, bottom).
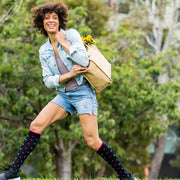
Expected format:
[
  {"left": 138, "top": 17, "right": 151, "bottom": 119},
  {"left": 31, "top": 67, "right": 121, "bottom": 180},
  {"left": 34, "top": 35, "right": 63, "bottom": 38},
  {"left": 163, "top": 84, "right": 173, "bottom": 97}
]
[{"left": 43, "top": 12, "right": 59, "bottom": 33}]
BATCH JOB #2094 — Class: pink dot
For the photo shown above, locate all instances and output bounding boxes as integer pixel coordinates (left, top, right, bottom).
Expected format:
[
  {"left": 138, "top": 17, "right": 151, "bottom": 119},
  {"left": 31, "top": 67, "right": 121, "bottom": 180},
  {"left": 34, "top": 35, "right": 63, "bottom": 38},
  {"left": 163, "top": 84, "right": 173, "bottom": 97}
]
[
  {"left": 32, "top": 136, "right": 35, "bottom": 138},
  {"left": 22, "top": 152, "right": 24, "bottom": 154},
  {"left": 17, "top": 161, "right": 19, "bottom": 163},
  {"left": 28, "top": 143, "right": 30, "bottom": 145},
  {"left": 115, "top": 164, "right": 117, "bottom": 166},
  {"left": 30, "top": 139, "right": 33, "bottom": 141},
  {"left": 117, "top": 168, "right": 119, "bottom": 170},
  {"left": 109, "top": 156, "right": 111, "bottom": 158},
  {"left": 25, "top": 147, "right": 27, "bottom": 149},
  {"left": 112, "top": 160, "right": 114, "bottom": 162},
  {"left": 123, "top": 175, "right": 125, "bottom": 176},
  {"left": 103, "top": 148, "right": 106, "bottom": 150},
  {"left": 19, "top": 156, "right": 21, "bottom": 158},
  {"left": 106, "top": 152, "right": 108, "bottom": 154},
  {"left": 14, "top": 165, "right": 16, "bottom": 167}
]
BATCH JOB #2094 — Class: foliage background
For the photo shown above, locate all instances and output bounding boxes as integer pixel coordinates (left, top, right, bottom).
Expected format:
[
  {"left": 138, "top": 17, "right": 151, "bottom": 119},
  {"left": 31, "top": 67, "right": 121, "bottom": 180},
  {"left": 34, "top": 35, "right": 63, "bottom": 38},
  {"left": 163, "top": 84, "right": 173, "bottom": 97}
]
[{"left": 0, "top": 0, "right": 180, "bottom": 179}]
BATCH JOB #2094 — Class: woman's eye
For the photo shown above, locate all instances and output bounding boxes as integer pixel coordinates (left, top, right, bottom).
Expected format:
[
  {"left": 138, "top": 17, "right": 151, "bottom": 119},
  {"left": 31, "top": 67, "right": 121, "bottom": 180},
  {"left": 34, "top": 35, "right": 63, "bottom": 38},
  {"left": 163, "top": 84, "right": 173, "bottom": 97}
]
[{"left": 44, "top": 15, "right": 50, "bottom": 19}]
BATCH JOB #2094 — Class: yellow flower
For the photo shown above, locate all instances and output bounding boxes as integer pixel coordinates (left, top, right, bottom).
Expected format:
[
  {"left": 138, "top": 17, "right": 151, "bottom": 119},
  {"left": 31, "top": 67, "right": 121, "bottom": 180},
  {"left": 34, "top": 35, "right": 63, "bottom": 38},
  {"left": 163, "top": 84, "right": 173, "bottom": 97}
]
[
  {"left": 82, "top": 35, "right": 96, "bottom": 45},
  {"left": 87, "top": 35, "right": 92, "bottom": 39}
]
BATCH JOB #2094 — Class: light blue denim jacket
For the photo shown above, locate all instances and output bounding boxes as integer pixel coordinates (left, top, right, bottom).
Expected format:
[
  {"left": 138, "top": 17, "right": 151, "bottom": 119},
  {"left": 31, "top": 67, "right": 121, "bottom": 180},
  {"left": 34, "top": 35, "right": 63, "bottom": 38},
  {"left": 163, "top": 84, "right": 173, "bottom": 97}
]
[{"left": 39, "top": 28, "right": 89, "bottom": 92}]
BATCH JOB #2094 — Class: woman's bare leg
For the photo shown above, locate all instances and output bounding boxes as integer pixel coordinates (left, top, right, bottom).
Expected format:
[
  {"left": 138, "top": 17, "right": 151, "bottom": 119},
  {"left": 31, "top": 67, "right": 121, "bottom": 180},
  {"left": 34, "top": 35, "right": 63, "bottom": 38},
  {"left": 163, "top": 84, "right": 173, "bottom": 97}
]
[
  {"left": 79, "top": 114, "right": 102, "bottom": 150},
  {"left": 11, "top": 102, "right": 69, "bottom": 172},
  {"left": 30, "top": 102, "right": 69, "bottom": 133},
  {"left": 79, "top": 114, "right": 133, "bottom": 179}
]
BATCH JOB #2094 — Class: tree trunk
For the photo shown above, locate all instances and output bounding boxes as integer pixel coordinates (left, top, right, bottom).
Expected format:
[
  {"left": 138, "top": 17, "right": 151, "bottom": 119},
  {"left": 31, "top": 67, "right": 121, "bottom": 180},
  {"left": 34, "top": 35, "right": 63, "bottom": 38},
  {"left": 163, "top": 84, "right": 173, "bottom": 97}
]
[
  {"left": 149, "top": 134, "right": 167, "bottom": 179},
  {"left": 55, "top": 148, "right": 72, "bottom": 180},
  {"left": 96, "top": 163, "right": 106, "bottom": 178},
  {"left": 149, "top": 74, "right": 168, "bottom": 179},
  {"left": 53, "top": 129, "right": 79, "bottom": 179}
]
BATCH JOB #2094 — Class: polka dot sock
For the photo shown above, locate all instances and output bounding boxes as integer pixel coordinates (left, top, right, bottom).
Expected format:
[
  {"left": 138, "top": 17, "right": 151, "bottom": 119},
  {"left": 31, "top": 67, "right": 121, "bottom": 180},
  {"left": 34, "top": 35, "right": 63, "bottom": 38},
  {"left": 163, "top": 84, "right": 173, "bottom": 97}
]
[
  {"left": 96, "top": 142, "right": 131, "bottom": 179},
  {"left": 12, "top": 130, "right": 41, "bottom": 172}
]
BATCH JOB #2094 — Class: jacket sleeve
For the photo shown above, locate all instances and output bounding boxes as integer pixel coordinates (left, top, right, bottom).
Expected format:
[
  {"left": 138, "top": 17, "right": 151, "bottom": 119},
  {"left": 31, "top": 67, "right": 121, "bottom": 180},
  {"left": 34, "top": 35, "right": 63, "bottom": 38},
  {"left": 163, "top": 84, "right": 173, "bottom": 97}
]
[
  {"left": 39, "top": 53, "right": 63, "bottom": 89},
  {"left": 67, "top": 29, "right": 89, "bottom": 67}
]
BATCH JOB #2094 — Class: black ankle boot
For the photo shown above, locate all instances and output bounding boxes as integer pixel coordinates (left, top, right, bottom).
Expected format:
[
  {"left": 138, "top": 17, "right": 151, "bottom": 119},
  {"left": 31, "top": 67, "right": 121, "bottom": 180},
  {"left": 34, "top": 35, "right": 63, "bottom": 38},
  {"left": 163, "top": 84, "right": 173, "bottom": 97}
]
[{"left": 0, "top": 165, "right": 20, "bottom": 180}]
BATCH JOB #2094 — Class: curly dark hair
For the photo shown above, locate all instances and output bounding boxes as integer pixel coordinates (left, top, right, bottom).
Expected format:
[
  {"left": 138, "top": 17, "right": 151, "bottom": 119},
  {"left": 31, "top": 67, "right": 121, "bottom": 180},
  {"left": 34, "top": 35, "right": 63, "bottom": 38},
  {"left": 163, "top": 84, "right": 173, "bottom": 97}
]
[{"left": 32, "top": 2, "right": 68, "bottom": 37}]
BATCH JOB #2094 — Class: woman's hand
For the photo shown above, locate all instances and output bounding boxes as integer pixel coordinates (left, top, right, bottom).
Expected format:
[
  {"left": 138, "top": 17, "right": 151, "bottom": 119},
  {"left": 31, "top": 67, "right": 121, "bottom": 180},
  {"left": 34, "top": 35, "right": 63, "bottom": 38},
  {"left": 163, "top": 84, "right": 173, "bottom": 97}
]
[
  {"left": 69, "top": 65, "right": 88, "bottom": 77},
  {"left": 55, "top": 31, "right": 71, "bottom": 55},
  {"left": 59, "top": 65, "right": 88, "bottom": 84},
  {"left": 55, "top": 31, "right": 67, "bottom": 45}
]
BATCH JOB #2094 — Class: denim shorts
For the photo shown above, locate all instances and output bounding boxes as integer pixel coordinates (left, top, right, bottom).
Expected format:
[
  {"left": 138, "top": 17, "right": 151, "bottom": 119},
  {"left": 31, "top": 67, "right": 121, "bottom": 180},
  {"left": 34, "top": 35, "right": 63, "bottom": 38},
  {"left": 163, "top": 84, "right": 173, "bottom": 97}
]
[{"left": 50, "top": 82, "right": 98, "bottom": 115}]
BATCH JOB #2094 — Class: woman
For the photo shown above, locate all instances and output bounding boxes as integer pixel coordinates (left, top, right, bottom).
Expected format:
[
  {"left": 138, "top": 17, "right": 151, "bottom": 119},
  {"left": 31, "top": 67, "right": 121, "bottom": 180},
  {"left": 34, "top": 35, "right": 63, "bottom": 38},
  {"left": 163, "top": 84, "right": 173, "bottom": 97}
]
[{"left": 0, "top": 2, "right": 136, "bottom": 180}]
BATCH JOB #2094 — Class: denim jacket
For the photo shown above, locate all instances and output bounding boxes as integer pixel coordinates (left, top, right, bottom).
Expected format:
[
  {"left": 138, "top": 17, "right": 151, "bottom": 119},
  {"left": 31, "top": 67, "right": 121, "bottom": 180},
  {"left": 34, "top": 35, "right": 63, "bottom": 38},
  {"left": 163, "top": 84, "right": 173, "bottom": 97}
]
[{"left": 39, "top": 28, "right": 89, "bottom": 92}]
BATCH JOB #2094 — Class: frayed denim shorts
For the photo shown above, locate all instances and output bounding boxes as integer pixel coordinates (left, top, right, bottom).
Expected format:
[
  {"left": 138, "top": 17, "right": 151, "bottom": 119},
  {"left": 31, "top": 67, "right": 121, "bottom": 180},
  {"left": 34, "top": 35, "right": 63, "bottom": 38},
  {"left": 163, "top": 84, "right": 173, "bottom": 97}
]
[{"left": 50, "top": 82, "right": 98, "bottom": 116}]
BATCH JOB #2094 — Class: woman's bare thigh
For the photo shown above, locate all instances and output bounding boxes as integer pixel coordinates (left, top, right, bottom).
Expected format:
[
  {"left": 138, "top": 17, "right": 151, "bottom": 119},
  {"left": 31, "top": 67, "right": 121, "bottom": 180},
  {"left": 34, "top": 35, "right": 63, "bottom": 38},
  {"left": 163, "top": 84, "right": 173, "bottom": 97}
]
[
  {"left": 30, "top": 102, "right": 69, "bottom": 133},
  {"left": 79, "top": 114, "right": 102, "bottom": 150}
]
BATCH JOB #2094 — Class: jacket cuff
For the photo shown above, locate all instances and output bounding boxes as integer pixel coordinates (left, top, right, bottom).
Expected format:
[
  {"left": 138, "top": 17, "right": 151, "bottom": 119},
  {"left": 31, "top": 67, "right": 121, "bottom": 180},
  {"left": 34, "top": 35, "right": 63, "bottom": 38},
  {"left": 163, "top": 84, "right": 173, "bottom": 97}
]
[
  {"left": 54, "top": 75, "right": 61, "bottom": 86},
  {"left": 69, "top": 45, "right": 78, "bottom": 56}
]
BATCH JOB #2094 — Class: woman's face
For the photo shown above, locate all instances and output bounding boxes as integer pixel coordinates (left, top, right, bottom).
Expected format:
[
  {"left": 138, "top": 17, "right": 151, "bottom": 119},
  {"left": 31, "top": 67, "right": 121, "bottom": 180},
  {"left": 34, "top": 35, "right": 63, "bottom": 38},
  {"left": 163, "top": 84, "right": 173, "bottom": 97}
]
[{"left": 43, "top": 12, "right": 59, "bottom": 34}]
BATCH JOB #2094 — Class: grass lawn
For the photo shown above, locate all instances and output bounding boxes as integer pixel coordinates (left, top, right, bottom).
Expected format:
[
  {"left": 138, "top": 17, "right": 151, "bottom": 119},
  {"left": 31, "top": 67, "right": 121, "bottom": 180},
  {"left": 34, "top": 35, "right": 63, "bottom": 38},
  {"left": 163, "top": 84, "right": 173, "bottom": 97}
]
[{"left": 24, "top": 178, "right": 180, "bottom": 180}]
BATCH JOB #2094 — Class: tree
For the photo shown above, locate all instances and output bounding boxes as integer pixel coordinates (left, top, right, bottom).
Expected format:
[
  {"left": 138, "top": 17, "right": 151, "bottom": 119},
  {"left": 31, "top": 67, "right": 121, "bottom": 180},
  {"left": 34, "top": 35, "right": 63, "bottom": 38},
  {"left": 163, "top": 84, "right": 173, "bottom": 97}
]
[
  {"left": 129, "top": 0, "right": 180, "bottom": 178},
  {"left": 62, "top": 0, "right": 110, "bottom": 36},
  {"left": 105, "top": 0, "right": 180, "bottom": 178}
]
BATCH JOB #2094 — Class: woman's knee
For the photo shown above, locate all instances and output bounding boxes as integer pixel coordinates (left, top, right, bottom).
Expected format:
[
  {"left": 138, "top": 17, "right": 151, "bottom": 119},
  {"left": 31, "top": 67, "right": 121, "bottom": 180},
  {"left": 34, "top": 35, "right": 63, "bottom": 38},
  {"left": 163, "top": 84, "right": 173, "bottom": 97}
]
[
  {"left": 30, "top": 118, "right": 46, "bottom": 133},
  {"left": 85, "top": 136, "right": 101, "bottom": 150}
]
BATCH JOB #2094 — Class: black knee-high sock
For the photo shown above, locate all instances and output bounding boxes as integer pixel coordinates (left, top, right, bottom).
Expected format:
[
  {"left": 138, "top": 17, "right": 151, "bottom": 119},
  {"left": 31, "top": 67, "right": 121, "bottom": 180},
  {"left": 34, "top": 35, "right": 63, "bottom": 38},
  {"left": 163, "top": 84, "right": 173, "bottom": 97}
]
[
  {"left": 12, "top": 130, "right": 41, "bottom": 172},
  {"left": 96, "top": 142, "right": 131, "bottom": 178}
]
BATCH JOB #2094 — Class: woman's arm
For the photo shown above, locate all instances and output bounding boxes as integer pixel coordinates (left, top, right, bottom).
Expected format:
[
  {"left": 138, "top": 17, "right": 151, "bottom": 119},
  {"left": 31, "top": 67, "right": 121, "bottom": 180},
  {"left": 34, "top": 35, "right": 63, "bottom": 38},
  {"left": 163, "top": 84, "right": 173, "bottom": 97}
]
[
  {"left": 39, "top": 53, "right": 61, "bottom": 88},
  {"left": 39, "top": 53, "right": 87, "bottom": 87},
  {"left": 55, "top": 31, "right": 71, "bottom": 55},
  {"left": 56, "top": 29, "right": 89, "bottom": 67},
  {"left": 59, "top": 65, "right": 87, "bottom": 84}
]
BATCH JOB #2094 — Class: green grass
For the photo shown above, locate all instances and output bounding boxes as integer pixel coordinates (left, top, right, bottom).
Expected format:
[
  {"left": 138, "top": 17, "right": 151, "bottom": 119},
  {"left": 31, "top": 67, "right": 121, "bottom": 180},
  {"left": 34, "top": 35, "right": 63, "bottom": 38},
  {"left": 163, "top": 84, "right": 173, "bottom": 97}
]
[{"left": 23, "top": 178, "right": 180, "bottom": 180}]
